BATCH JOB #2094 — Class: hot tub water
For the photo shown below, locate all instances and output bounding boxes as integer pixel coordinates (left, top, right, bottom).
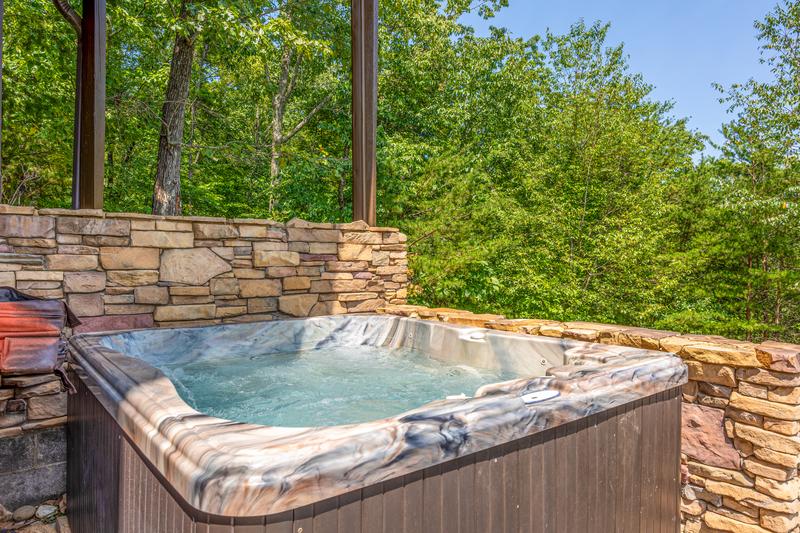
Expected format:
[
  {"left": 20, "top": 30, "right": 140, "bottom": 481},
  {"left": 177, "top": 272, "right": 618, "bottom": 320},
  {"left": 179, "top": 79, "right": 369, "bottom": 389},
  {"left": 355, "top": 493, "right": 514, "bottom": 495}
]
[{"left": 153, "top": 345, "right": 516, "bottom": 427}]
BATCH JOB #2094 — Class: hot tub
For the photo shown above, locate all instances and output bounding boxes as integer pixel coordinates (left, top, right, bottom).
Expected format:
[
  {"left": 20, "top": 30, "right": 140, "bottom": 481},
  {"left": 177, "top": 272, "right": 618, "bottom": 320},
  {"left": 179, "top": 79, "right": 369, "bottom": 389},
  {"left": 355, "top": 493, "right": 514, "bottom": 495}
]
[{"left": 67, "top": 314, "right": 686, "bottom": 533}]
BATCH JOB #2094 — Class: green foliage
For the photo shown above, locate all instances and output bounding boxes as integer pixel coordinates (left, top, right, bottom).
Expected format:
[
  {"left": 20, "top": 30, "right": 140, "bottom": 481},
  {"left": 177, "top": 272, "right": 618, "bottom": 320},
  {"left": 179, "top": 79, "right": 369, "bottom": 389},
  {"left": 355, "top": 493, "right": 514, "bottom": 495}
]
[{"left": 2, "top": 0, "right": 799, "bottom": 341}]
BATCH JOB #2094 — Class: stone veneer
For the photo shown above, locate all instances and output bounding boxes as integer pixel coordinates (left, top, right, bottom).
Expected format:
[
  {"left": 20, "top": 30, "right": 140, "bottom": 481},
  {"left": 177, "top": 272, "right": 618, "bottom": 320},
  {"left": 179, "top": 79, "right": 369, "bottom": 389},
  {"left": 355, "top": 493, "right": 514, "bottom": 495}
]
[
  {"left": 0, "top": 205, "right": 408, "bottom": 510},
  {"left": 377, "top": 304, "right": 800, "bottom": 533}
]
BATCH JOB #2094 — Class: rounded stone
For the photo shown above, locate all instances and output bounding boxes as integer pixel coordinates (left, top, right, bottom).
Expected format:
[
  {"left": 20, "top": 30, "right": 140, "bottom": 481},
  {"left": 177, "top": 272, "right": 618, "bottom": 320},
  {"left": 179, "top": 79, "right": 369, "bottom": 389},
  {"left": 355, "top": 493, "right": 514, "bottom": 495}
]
[
  {"left": 35, "top": 504, "right": 58, "bottom": 520},
  {"left": 13, "top": 505, "right": 36, "bottom": 521}
]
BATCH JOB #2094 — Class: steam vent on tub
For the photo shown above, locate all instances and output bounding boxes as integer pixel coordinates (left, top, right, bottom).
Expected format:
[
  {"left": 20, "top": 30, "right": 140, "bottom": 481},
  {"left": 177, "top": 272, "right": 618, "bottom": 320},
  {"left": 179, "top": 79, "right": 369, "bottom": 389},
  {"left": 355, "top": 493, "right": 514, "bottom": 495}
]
[{"left": 67, "top": 313, "right": 687, "bottom": 531}]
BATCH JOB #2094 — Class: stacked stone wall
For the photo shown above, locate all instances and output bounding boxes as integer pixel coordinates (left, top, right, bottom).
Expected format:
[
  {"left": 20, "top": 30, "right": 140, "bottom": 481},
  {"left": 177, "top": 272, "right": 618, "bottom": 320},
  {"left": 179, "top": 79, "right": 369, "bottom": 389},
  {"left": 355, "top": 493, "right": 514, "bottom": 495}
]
[
  {"left": 0, "top": 206, "right": 409, "bottom": 512},
  {"left": 378, "top": 304, "right": 800, "bottom": 533}
]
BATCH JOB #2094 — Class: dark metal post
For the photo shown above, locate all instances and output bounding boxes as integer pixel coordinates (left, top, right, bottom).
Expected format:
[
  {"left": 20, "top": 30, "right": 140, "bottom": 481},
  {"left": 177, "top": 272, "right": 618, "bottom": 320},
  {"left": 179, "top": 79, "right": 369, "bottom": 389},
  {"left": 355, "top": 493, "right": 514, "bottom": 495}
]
[
  {"left": 351, "top": 0, "right": 377, "bottom": 226},
  {"left": 77, "top": 0, "right": 105, "bottom": 209}
]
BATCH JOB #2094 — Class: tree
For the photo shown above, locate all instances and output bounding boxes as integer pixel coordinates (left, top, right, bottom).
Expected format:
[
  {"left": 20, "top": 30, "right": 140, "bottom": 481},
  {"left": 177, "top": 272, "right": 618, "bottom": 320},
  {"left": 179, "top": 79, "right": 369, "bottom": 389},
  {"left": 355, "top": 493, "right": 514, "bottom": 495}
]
[{"left": 152, "top": 0, "right": 198, "bottom": 215}]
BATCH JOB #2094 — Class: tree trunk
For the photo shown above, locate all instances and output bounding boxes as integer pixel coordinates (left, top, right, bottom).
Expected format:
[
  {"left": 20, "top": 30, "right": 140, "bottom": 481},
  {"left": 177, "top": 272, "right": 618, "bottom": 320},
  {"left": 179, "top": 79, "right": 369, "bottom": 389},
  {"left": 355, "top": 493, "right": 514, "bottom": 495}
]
[
  {"left": 268, "top": 45, "right": 292, "bottom": 213},
  {"left": 152, "top": 3, "right": 196, "bottom": 215}
]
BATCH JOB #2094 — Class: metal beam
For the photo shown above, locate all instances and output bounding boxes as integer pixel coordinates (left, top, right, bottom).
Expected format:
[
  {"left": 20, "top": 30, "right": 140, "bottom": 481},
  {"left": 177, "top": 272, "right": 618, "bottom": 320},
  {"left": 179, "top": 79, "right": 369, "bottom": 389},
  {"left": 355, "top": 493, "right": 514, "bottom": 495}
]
[
  {"left": 351, "top": 0, "right": 377, "bottom": 226},
  {"left": 77, "top": 0, "right": 105, "bottom": 209}
]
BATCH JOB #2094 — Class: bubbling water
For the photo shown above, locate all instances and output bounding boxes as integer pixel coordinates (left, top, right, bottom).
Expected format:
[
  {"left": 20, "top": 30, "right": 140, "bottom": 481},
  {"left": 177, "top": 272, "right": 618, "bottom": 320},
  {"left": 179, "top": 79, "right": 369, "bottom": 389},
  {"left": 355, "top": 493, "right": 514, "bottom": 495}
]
[{"left": 154, "top": 345, "right": 514, "bottom": 427}]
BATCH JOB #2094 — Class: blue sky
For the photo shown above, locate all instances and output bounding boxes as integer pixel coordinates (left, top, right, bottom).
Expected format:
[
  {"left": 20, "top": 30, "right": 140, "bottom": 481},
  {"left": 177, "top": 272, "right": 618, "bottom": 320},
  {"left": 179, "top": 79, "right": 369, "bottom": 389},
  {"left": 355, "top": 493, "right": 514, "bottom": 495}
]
[{"left": 461, "top": 0, "right": 774, "bottom": 153}]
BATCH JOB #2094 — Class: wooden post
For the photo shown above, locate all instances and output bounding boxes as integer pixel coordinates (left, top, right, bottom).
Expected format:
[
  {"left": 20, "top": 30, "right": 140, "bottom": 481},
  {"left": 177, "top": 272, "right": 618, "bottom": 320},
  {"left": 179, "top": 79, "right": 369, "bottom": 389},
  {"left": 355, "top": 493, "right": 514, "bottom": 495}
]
[
  {"left": 351, "top": 0, "right": 377, "bottom": 226},
  {"left": 77, "top": 0, "right": 105, "bottom": 209}
]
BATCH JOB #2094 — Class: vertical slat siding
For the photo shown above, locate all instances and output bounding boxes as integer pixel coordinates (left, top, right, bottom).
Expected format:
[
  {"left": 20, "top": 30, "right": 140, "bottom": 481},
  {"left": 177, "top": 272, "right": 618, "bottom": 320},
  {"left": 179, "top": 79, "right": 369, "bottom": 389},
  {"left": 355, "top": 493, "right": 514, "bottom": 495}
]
[
  {"left": 456, "top": 455, "right": 476, "bottom": 533},
  {"left": 421, "top": 463, "right": 442, "bottom": 533},
  {"left": 382, "top": 477, "right": 405, "bottom": 533},
  {"left": 69, "top": 371, "right": 682, "bottom": 533},
  {"left": 360, "top": 482, "right": 383, "bottom": 533},
  {"left": 440, "top": 461, "right": 459, "bottom": 533},
  {"left": 401, "top": 471, "right": 422, "bottom": 533}
]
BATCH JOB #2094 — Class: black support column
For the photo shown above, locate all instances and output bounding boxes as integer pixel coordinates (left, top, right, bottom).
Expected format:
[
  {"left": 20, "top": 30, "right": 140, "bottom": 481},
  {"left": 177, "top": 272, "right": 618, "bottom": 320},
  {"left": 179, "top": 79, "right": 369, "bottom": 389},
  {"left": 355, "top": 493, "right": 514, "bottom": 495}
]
[
  {"left": 77, "top": 0, "right": 105, "bottom": 209},
  {"left": 351, "top": 0, "right": 377, "bottom": 226}
]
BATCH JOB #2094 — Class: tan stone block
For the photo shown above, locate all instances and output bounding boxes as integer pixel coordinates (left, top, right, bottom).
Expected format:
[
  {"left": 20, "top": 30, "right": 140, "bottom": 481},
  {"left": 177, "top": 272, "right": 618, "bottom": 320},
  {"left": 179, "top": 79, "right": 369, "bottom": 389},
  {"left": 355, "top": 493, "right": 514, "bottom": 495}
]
[
  {"left": 160, "top": 248, "right": 231, "bottom": 285},
  {"left": 153, "top": 304, "right": 216, "bottom": 322},
  {"left": 99, "top": 247, "right": 160, "bottom": 270},
  {"left": 267, "top": 267, "right": 296, "bottom": 278},
  {"left": 325, "top": 260, "right": 369, "bottom": 272},
  {"left": 724, "top": 496, "right": 761, "bottom": 518},
  {"left": 338, "top": 292, "right": 379, "bottom": 302},
  {"left": 134, "top": 286, "right": 169, "bottom": 305},
  {"left": 107, "top": 270, "right": 159, "bottom": 287},
  {"left": 105, "top": 304, "right": 155, "bottom": 315},
  {"left": 730, "top": 392, "right": 800, "bottom": 421},
  {"left": 0, "top": 271, "right": 14, "bottom": 286},
  {"left": 763, "top": 418, "right": 800, "bottom": 436},
  {"left": 63, "top": 271, "right": 106, "bottom": 293},
  {"left": 309, "top": 300, "right": 346, "bottom": 316},
  {"left": 283, "top": 277, "right": 311, "bottom": 291},
  {"left": 239, "top": 279, "right": 281, "bottom": 297},
  {"left": 756, "top": 341, "right": 800, "bottom": 373},
  {"left": 8, "top": 237, "right": 56, "bottom": 248},
  {"left": 679, "top": 342, "right": 762, "bottom": 367},
  {"left": 57, "top": 244, "right": 99, "bottom": 255},
  {"left": 704, "top": 480, "right": 796, "bottom": 512},
  {"left": 27, "top": 392, "right": 67, "bottom": 420},
  {"left": 56, "top": 233, "right": 82, "bottom": 244},
  {"left": 760, "top": 509, "right": 799, "bottom": 532},
  {"left": 58, "top": 216, "right": 130, "bottom": 236},
  {"left": 338, "top": 244, "right": 373, "bottom": 261},
  {"left": 0, "top": 215, "right": 55, "bottom": 238},
  {"left": 287, "top": 227, "right": 340, "bottom": 242},
  {"left": 738, "top": 368, "right": 800, "bottom": 388},
  {"left": 131, "top": 219, "right": 156, "bottom": 231},
  {"left": 740, "top": 381, "right": 769, "bottom": 399},
  {"left": 46, "top": 254, "right": 98, "bottom": 271},
  {"left": 712, "top": 504, "right": 760, "bottom": 525},
  {"left": 82, "top": 235, "right": 129, "bottom": 247},
  {"left": 768, "top": 387, "right": 800, "bottom": 406},
  {"left": 310, "top": 279, "right": 368, "bottom": 293},
  {"left": 21, "top": 288, "right": 63, "bottom": 298},
  {"left": 253, "top": 250, "right": 300, "bottom": 267},
  {"left": 131, "top": 230, "right": 193, "bottom": 248},
  {"left": 155, "top": 220, "right": 192, "bottom": 232},
  {"left": 308, "top": 242, "right": 338, "bottom": 255},
  {"left": 14, "top": 271, "right": 61, "bottom": 281},
  {"left": 232, "top": 268, "right": 263, "bottom": 279},
  {"left": 104, "top": 293, "right": 135, "bottom": 304},
  {"left": 680, "top": 497, "right": 704, "bottom": 516},
  {"left": 753, "top": 447, "right": 800, "bottom": 469},
  {"left": 687, "top": 461, "right": 754, "bottom": 487},
  {"left": 372, "top": 250, "right": 391, "bottom": 266},
  {"left": 171, "top": 295, "right": 213, "bottom": 305},
  {"left": 169, "top": 286, "right": 210, "bottom": 296},
  {"left": 247, "top": 298, "right": 277, "bottom": 313},
  {"left": 216, "top": 306, "right": 246, "bottom": 318},
  {"left": 210, "top": 278, "right": 239, "bottom": 295},
  {"left": 755, "top": 476, "right": 800, "bottom": 501},
  {"left": 375, "top": 265, "right": 407, "bottom": 276},
  {"left": 253, "top": 241, "right": 288, "bottom": 252},
  {"left": 0, "top": 205, "right": 35, "bottom": 214},
  {"left": 15, "top": 380, "right": 61, "bottom": 399},
  {"left": 735, "top": 423, "right": 800, "bottom": 454},
  {"left": 744, "top": 458, "right": 796, "bottom": 482},
  {"left": 238, "top": 225, "right": 268, "bottom": 238},
  {"left": 68, "top": 293, "right": 104, "bottom": 317},
  {"left": 346, "top": 298, "right": 385, "bottom": 313},
  {"left": 16, "top": 280, "right": 61, "bottom": 290},
  {"left": 278, "top": 294, "right": 318, "bottom": 317},
  {"left": 194, "top": 222, "right": 238, "bottom": 239},
  {"left": 340, "top": 231, "right": 382, "bottom": 245},
  {"left": 727, "top": 406, "right": 763, "bottom": 426}
]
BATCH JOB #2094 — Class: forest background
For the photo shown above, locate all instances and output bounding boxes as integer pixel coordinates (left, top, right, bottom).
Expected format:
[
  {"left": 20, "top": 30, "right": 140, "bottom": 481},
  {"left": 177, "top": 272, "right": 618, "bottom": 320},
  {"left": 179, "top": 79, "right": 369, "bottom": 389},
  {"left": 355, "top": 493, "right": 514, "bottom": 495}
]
[{"left": 3, "top": 0, "right": 799, "bottom": 342}]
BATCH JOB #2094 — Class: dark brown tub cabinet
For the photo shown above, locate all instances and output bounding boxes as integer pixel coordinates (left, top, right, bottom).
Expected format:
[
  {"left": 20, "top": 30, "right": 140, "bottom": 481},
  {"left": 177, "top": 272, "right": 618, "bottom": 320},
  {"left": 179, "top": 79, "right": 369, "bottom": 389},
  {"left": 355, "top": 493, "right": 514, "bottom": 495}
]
[{"left": 68, "top": 371, "right": 681, "bottom": 533}]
